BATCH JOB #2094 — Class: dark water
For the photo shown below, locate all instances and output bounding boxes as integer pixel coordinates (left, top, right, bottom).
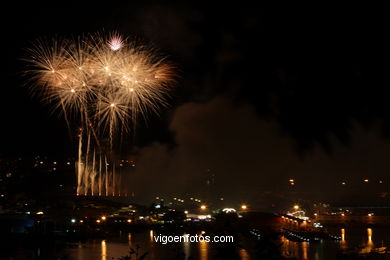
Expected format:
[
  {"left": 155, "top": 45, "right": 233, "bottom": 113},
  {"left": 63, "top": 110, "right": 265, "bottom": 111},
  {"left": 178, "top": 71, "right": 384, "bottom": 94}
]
[
  {"left": 2, "top": 216, "right": 389, "bottom": 259},
  {"left": 280, "top": 216, "right": 390, "bottom": 260},
  {"left": 61, "top": 220, "right": 389, "bottom": 260},
  {"left": 61, "top": 230, "right": 250, "bottom": 260}
]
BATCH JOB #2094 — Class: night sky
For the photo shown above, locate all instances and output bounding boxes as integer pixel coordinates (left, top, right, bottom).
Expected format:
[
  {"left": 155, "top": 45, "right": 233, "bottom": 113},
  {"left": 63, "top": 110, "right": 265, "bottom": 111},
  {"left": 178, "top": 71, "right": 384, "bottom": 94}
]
[{"left": 1, "top": 3, "right": 389, "bottom": 205}]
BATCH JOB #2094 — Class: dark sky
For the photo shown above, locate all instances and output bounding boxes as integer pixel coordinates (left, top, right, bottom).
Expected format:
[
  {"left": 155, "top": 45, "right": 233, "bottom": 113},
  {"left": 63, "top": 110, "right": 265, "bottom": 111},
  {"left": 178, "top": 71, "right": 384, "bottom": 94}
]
[{"left": 1, "top": 3, "right": 389, "bottom": 205}]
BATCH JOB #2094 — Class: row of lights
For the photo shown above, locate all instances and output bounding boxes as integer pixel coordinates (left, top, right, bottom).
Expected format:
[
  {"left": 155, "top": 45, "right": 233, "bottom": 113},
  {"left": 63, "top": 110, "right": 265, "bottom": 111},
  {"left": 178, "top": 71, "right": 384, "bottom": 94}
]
[
  {"left": 155, "top": 196, "right": 203, "bottom": 203},
  {"left": 199, "top": 204, "right": 248, "bottom": 210},
  {"left": 71, "top": 216, "right": 132, "bottom": 224},
  {"left": 35, "top": 161, "right": 72, "bottom": 165},
  {"left": 339, "top": 213, "right": 374, "bottom": 217},
  {"left": 341, "top": 179, "right": 383, "bottom": 185},
  {"left": 313, "top": 212, "right": 374, "bottom": 217},
  {"left": 289, "top": 178, "right": 384, "bottom": 185}
]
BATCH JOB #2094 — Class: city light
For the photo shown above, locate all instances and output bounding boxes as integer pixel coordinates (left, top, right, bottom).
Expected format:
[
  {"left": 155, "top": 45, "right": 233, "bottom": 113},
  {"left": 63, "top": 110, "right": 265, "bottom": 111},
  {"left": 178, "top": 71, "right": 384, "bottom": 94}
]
[
  {"left": 313, "top": 223, "right": 323, "bottom": 228},
  {"left": 198, "top": 215, "right": 212, "bottom": 220},
  {"left": 222, "top": 208, "right": 236, "bottom": 213},
  {"left": 200, "top": 205, "right": 207, "bottom": 210},
  {"left": 101, "top": 216, "right": 106, "bottom": 220},
  {"left": 241, "top": 204, "right": 247, "bottom": 210},
  {"left": 71, "top": 219, "right": 76, "bottom": 223},
  {"left": 293, "top": 205, "right": 299, "bottom": 210},
  {"left": 364, "top": 179, "right": 369, "bottom": 183}
]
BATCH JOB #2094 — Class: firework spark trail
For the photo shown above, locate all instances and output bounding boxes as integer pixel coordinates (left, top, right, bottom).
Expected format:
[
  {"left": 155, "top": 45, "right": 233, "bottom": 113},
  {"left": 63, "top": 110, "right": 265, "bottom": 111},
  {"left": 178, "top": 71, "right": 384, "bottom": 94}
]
[
  {"left": 99, "top": 155, "right": 102, "bottom": 196},
  {"left": 105, "top": 156, "right": 108, "bottom": 196},
  {"left": 24, "top": 32, "right": 175, "bottom": 196},
  {"left": 91, "top": 149, "right": 96, "bottom": 196},
  {"left": 77, "top": 129, "right": 82, "bottom": 196}
]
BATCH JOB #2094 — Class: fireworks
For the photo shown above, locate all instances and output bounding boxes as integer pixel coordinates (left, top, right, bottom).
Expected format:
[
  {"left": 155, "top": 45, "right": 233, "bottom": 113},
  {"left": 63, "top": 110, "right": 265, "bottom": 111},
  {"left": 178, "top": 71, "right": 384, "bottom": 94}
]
[
  {"left": 24, "top": 32, "right": 175, "bottom": 196},
  {"left": 25, "top": 33, "right": 175, "bottom": 128},
  {"left": 107, "top": 33, "right": 125, "bottom": 51}
]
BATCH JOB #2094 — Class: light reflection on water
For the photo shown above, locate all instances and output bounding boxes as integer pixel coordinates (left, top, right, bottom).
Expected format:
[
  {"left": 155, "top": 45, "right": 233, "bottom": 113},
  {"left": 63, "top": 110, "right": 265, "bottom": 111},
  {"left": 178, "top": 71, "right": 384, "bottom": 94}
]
[
  {"left": 280, "top": 220, "right": 390, "bottom": 260},
  {"left": 367, "top": 228, "right": 374, "bottom": 248},
  {"left": 239, "top": 248, "right": 250, "bottom": 260},
  {"left": 199, "top": 240, "right": 208, "bottom": 260},
  {"left": 63, "top": 231, "right": 254, "bottom": 260},
  {"left": 64, "top": 231, "right": 217, "bottom": 260},
  {"left": 302, "top": 241, "right": 309, "bottom": 260},
  {"left": 101, "top": 240, "right": 106, "bottom": 260},
  {"left": 61, "top": 218, "right": 390, "bottom": 260},
  {"left": 340, "top": 228, "right": 347, "bottom": 250},
  {"left": 280, "top": 236, "right": 310, "bottom": 260},
  {"left": 150, "top": 229, "right": 154, "bottom": 242},
  {"left": 183, "top": 233, "right": 191, "bottom": 258}
]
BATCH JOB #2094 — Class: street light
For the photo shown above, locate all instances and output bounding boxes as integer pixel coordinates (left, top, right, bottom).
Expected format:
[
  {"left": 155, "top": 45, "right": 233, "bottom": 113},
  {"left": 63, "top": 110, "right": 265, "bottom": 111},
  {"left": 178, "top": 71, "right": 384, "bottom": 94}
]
[{"left": 241, "top": 204, "right": 247, "bottom": 210}]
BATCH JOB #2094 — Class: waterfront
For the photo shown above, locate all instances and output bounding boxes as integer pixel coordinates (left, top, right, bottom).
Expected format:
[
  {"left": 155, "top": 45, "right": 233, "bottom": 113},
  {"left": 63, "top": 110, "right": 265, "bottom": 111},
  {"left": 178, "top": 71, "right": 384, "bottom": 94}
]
[
  {"left": 55, "top": 224, "right": 390, "bottom": 260},
  {"left": 62, "top": 231, "right": 251, "bottom": 260},
  {"left": 280, "top": 216, "right": 390, "bottom": 260},
  {"left": 1, "top": 215, "right": 388, "bottom": 260},
  {"left": 1, "top": 230, "right": 251, "bottom": 260}
]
